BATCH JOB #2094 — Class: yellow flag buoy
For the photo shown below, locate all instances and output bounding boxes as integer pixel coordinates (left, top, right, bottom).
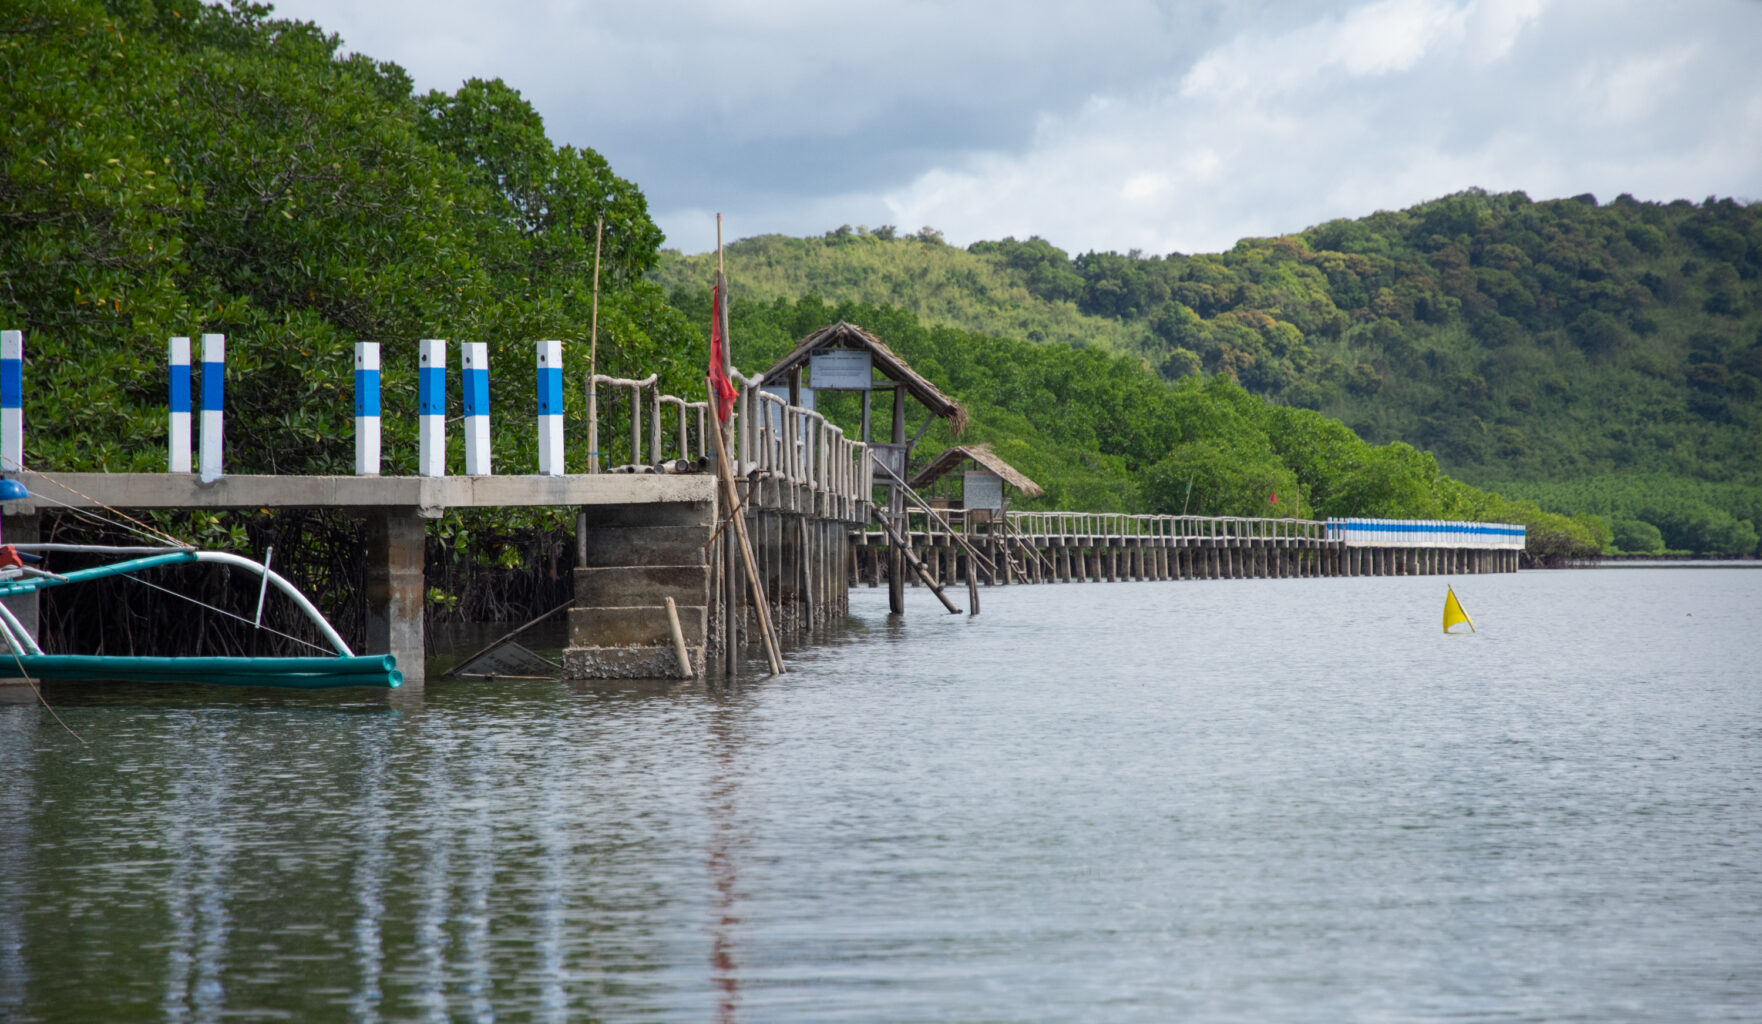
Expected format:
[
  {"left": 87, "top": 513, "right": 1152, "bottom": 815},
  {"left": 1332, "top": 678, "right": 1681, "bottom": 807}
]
[{"left": 1443, "top": 586, "right": 1475, "bottom": 634}]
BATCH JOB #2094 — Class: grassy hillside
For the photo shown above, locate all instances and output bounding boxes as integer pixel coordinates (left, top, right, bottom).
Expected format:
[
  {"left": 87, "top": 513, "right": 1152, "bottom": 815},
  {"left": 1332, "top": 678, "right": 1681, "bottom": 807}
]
[
  {"left": 666, "top": 291, "right": 1607, "bottom": 562},
  {"left": 657, "top": 193, "right": 1762, "bottom": 553},
  {"left": 655, "top": 229, "right": 1148, "bottom": 352}
]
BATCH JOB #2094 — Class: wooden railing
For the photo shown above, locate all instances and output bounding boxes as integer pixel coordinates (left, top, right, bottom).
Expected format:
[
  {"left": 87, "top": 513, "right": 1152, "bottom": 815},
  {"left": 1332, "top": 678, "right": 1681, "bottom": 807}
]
[
  {"left": 862, "top": 509, "right": 1331, "bottom": 543},
  {"left": 586, "top": 369, "right": 872, "bottom": 510},
  {"left": 1006, "top": 512, "right": 1329, "bottom": 543}
]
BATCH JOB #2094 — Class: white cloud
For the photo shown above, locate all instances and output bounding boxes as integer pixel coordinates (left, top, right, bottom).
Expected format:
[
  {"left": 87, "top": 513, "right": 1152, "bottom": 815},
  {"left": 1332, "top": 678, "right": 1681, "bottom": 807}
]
[
  {"left": 1576, "top": 43, "right": 1701, "bottom": 124},
  {"left": 875, "top": 0, "right": 1762, "bottom": 256},
  {"left": 270, "top": 0, "right": 1761, "bottom": 254}
]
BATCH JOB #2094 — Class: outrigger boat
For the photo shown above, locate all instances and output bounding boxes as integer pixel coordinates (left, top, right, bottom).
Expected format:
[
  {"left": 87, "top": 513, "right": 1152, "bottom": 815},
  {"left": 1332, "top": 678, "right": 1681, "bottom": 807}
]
[{"left": 0, "top": 487, "right": 400, "bottom": 690}]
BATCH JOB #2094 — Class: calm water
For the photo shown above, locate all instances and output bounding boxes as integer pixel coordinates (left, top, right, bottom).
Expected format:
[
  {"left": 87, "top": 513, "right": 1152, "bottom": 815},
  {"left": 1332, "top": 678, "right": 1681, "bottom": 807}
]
[{"left": 2, "top": 568, "right": 1759, "bottom": 1022}]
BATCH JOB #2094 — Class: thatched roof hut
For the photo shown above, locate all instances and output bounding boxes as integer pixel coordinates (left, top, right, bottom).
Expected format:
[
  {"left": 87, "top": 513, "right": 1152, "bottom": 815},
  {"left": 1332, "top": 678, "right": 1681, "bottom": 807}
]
[
  {"left": 756, "top": 321, "right": 967, "bottom": 436},
  {"left": 907, "top": 444, "right": 1043, "bottom": 499}
]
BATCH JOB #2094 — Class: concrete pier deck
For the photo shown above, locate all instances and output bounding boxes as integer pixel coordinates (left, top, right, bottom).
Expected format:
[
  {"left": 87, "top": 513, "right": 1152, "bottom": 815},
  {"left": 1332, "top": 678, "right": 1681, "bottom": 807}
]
[{"left": 3, "top": 471, "right": 718, "bottom": 682}]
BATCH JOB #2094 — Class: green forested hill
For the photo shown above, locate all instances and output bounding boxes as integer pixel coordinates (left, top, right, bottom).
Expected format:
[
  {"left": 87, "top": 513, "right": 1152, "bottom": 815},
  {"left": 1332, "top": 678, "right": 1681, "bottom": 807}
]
[
  {"left": 656, "top": 193, "right": 1762, "bottom": 553},
  {"left": 663, "top": 291, "right": 1606, "bottom": 562}
]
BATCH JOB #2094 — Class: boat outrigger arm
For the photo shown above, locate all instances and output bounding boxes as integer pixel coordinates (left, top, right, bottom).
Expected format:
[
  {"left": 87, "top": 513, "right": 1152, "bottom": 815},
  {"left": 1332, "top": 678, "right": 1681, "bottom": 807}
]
[
  {"left": 0, "top": 546, "right": 402, "bottom": 689},
  {"left": 0, "top": 548, "right": 352, "bottom": 656}
]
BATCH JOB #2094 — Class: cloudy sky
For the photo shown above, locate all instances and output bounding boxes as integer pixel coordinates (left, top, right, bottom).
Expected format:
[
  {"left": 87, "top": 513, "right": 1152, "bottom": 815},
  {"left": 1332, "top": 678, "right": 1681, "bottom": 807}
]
[{"left": 269, "top": 0, "right": 1762, "bottom": 256}]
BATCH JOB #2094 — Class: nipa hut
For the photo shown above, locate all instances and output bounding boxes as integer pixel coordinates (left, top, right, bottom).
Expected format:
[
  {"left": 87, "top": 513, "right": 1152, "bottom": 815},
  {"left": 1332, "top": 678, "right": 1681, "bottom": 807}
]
[
  {"left": 756, "top": 321, "right": 967, "bottom": 440},
  {"left": 907, "top": 443, "right": 1042, "bottom": 517}
]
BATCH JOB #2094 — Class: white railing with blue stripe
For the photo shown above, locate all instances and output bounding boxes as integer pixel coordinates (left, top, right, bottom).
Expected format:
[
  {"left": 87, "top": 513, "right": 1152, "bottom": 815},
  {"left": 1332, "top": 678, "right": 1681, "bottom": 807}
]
[
  {"left": 1326, "top": 517, "right": 1524, "bottom": 549},
  {"left": 418, "top": 339, "right": 446, "bottom": 478},
  {"left": 354, "top": 342, "right": 380, "bottom": 476},
  {"left": 198, "top": 334, "right": 224, "bottom": 483},
  {"left": 169, "top": 337, "right": 192, "bottom": 473},
  {"left": 461, "top": 342, "right": 491, "bottom": 476},
  {"left": 0, "top": 330, "right": 20, "bottom": 476},
  {"left": 536, "top": 340, "right": 563, "bottom": 477}
]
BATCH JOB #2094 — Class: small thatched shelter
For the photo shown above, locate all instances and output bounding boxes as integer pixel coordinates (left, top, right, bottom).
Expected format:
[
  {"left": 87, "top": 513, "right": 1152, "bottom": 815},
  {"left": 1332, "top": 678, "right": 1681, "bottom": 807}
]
[
  {"left": 907, "top": 444, "right": 1043, "bottom": 511},
  {"left": 756, "top": 321, "right": 967, "bottom": 437}
]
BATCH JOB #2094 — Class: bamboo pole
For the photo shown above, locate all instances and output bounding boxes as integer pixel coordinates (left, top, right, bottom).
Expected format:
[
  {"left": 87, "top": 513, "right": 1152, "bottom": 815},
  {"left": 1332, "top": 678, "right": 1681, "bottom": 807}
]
[
  {"left": 868, "top": 457, "right": 998, "bottom": 578},
  {"left": 870, "top": 506, "right": 962, "bottom": 614},
  {"left": 711, "top": 412, "right": 785, "bottom": 675},
  {"left": 713, "top": 214, "right": 783, "bottom": 676},
  {"left": 587, "top": 215, "right": 603, "bottom": 474},
  {"left": 665, "top": 596, "right": 693, "bottom": 679},
  {"left": 718, "top": 216, "right": 739, "bottom": 677}
]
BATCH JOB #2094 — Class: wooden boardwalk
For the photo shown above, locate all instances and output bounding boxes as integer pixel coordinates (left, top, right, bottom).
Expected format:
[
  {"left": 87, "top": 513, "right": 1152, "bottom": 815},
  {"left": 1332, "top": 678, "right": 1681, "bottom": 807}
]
[{"left": 853, "top": 511, "right": 1522, "bottom": 589}]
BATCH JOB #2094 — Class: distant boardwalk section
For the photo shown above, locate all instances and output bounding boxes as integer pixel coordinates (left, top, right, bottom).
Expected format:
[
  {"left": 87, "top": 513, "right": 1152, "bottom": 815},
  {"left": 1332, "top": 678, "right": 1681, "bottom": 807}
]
[{"left": 854, "top": 513, "right": 1524, "bottom": 587}]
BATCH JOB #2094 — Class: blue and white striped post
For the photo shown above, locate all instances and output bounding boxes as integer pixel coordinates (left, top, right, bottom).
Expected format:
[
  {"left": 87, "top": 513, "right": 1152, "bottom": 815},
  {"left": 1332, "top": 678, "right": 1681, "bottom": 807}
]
[
  {"left": 461, "top": 341, "right": 491, "bottom": 476},
  {"left": 418, "top": 339, "right": 446, "bottom": 478},
  {"left": 198, "top": 333, "right": 225, "bottom": 483},
  {"left": 536, "top": 340, "right": 563, "bottom": 476},
  {"left": 168, "top": 337, "right": 192, "bottom": 473},
  {"left": 1, "top": 330, "right": 21, "bottom": 475},
  {"left": 354, "top": 342, "right": 380, "bottom": 476}
]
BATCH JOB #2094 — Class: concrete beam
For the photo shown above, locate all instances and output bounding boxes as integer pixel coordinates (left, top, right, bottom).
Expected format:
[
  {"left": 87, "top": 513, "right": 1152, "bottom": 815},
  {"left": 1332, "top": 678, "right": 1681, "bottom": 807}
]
[{"left": 7, "top": 471, "right": 716, "bottom": 516}]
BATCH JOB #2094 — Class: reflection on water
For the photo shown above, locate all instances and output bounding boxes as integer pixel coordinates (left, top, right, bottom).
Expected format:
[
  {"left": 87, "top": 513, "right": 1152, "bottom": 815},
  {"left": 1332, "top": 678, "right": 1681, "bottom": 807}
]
[
  {"left": 160, "top": 721, "right": 233, "bottom": 1024},
  {"left": 0, "top": 715, "right": 31, "bottom": 1022},
  {"left": 2, "top": 568, "right": 1760, "bottom": 1022}
]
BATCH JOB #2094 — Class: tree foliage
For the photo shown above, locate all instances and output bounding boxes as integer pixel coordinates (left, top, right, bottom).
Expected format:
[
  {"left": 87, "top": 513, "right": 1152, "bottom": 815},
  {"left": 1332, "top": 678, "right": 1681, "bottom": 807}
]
[{"left": 1, "top": 0, "right": 695, "bottom": 482}]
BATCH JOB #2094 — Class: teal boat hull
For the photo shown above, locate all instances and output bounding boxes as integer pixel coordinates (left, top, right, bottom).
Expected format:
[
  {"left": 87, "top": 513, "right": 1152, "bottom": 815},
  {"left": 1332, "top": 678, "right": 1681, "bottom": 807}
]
[{"left": 0, "top": 654, "right": 402, "bottom": 689}]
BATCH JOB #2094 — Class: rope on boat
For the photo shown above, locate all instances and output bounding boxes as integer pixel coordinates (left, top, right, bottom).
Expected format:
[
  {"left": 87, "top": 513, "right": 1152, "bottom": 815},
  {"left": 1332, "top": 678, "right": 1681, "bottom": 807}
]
[
  {"left": 117, "top": 571, "right": 334, "bottom": 656},
  {"left": 13, "top": 465, "right": 186, "bottom": 548},
  {"left": 0, "top": 645, "right": 86, "bottom": 746}
]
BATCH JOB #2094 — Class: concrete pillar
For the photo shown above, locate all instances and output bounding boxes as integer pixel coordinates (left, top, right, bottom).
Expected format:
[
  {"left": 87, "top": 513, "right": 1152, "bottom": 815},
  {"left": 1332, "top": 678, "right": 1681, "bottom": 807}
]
[
  {"left": 563, "top": 498, "right": 713, "bottom": 678},
  {"left": 0, "top": 511, "right": 38, "bottom": 641},
  {"left": 364, "top": 508, "right": 427, "bottom": 684}
]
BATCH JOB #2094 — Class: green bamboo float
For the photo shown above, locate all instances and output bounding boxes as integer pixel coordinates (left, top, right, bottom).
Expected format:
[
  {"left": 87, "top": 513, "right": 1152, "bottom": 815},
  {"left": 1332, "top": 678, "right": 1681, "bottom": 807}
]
[{"left": 0, "top": 542, "right": 401, "bottom": 690}]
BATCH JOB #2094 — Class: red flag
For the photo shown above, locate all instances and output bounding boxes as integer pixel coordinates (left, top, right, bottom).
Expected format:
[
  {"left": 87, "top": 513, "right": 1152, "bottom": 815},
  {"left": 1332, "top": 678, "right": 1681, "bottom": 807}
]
[
  {"left": 708, "top": 283, "right": 737, "bottom": 423},
  {"left": 1268, "top": 492, "right": 1278, "bottom": 504}
]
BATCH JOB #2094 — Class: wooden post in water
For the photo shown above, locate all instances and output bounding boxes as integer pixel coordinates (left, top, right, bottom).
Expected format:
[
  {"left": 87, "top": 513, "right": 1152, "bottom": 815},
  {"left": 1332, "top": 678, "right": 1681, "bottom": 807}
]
[{"left": 888, "top": 385, "right": 906, "bottom": 614}]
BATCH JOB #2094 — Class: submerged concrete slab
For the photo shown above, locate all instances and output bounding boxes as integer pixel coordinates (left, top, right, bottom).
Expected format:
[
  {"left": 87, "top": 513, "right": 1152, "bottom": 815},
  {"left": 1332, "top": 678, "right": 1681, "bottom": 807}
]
[
  {"left": 569, "top": 605, "right": 707, "bottom": 648},
  {"left": 561, "top": 644, "right": 705, "bottom": 679}
]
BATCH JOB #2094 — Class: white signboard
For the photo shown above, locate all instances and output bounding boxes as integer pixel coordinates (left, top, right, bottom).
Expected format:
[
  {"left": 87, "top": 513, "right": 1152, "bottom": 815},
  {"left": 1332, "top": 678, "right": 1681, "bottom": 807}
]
[
  {"left": 963, "top": 469, "right": 1005, "bottom": 511},
  {"left": 809, "top": 350, "right": 872, "bottom": 390}
]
